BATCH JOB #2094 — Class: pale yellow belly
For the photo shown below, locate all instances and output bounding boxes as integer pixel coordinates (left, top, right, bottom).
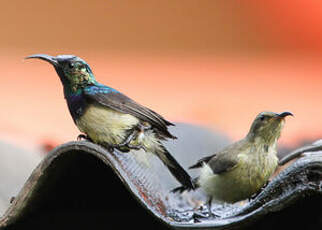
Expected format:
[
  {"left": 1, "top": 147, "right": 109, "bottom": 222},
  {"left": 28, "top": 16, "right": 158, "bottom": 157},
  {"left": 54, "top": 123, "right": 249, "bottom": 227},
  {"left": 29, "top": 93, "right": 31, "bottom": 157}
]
[
  {"left": 199, "top": 151, "right": 278, "bottom": 203},
  {"left": 76, "top": 104, "right": 140, "bottom": 145}
]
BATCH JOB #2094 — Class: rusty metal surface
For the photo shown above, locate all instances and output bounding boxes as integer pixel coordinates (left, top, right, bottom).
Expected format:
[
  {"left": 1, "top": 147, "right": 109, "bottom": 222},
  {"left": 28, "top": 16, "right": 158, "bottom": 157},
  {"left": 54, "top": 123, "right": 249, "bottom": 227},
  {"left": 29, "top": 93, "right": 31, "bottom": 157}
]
[{"left": 0, "top": 138, "right": 321, "bottom": 229}]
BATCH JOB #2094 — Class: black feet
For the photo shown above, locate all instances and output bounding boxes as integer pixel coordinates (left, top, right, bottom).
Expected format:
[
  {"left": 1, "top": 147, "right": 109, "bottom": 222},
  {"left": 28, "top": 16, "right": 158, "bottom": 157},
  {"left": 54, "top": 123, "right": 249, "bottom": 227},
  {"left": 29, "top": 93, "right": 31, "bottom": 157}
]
[
  {"left": 114, "top": 122, "right": 151, "bottom": 152},
  {"left": 77, "top": 134, "right": 93, "bottom": 142},
  {"left": 127, "top": 143, "right": 147, "bottom": 152},
  {"left": 117, "top": 129, "right": 139, "bottom": 148},
  {"left": 192, "top": 211, "right": 220, "bottom": 222},
  {"left": 192, "top": 201, "right": 220, "bottom": 222},
  {"left": 76, "top": 122, "right": 151, "bottom": 153},
  {"left": 10, "top": 196, "right": 15, "bottom": 204}
]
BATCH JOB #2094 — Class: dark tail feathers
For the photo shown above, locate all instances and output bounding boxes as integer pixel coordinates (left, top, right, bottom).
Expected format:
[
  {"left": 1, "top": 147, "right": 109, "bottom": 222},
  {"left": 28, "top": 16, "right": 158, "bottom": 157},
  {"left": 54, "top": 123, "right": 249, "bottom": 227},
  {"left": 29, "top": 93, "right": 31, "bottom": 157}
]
[
  {"left": 171, "top": 177, "right": 199, "bottom": 193},
  {"left": 157, "top": 145, "right": 195, "bottom": 190}
]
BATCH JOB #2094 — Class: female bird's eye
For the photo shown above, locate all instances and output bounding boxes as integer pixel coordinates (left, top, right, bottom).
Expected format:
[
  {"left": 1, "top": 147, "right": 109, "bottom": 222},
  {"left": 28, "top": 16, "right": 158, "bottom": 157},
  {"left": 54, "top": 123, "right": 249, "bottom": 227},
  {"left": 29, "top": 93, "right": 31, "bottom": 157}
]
[
  {"left": 68, "top": 63, "right": 74, "bottom": 69},
  {"left": 260, "top": 115, "right": 266, "bottom": 121}
]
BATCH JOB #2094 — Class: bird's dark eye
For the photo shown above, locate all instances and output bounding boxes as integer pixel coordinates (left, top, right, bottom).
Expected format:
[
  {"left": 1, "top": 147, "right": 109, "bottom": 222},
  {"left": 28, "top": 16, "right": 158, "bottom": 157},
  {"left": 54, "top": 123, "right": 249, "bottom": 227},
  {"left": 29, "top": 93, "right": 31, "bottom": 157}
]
[
  {"left": 68, "top": 63, "right": 74, "bottom": 69},
  {"left": 260, "top": 115, "right": 266, "bottom": 121}
]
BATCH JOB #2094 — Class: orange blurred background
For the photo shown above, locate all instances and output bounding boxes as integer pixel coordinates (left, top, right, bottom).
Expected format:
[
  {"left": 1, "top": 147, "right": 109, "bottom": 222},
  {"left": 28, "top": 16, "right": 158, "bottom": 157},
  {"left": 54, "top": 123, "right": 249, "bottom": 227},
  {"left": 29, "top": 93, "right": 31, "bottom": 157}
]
[{"left": 1, "top": 0, "right": 322, "bottom": 151}]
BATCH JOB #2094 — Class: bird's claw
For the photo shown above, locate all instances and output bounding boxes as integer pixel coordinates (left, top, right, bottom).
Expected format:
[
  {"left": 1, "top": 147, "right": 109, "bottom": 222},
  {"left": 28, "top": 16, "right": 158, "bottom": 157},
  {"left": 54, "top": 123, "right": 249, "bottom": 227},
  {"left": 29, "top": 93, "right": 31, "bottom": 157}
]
[
  {"left": 89, "top": 122, "right": 152, "bottom": 153},
  {"left": 10, "top": 196, "right": 15, "bottom": 204},
  {"left": 115, "top": 123, "right": 152, "bottom": 152},
  {"left": 192, "top": 210, "right": 220, "bottom": 222},
  {"left": 77, "top": 134, "right": 92, "bottom": 142},
  {"left": 77, "top": 134, "right": 86, "bottom": 141},
  {"left": 118, "top": 130, "right": 139, "bottom": 147},
  {"left": 127, "top": 143, "right": 147, "bottom": 152}
]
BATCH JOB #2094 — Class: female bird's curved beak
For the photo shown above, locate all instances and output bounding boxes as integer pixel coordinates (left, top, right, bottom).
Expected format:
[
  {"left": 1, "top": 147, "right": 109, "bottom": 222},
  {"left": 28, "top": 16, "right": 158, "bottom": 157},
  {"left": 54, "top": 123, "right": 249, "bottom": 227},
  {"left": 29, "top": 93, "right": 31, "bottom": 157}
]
[
  {"left": 276, "top": 112, "right": 294, "bottom": 118},
  {"left": 25, "top": 54, "right": 59, "bottom": 67}
]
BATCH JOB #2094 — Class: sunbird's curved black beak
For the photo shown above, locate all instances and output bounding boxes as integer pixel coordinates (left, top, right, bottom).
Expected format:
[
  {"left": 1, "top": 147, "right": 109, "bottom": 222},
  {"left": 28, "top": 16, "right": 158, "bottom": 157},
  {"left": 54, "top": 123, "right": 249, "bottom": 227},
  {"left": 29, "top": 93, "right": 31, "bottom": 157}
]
[
  {"left": 276, "top": 111, "right": 294, "bottom": 118},
  {"left": 25, "top": 54, "right": 59, "bottom": 67}
]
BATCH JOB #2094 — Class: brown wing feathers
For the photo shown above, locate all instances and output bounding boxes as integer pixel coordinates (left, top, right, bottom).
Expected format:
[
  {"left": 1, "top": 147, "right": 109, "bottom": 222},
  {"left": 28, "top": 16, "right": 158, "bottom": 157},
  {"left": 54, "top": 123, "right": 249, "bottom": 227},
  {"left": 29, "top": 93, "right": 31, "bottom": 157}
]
[{"left": 85, "top": 91, "right": 176, "bottom": 139}]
